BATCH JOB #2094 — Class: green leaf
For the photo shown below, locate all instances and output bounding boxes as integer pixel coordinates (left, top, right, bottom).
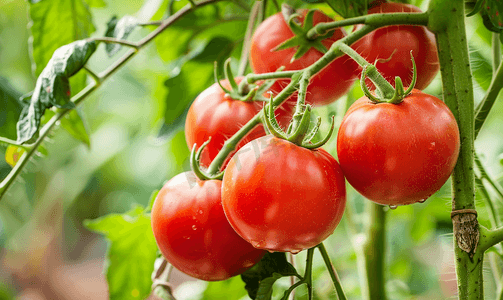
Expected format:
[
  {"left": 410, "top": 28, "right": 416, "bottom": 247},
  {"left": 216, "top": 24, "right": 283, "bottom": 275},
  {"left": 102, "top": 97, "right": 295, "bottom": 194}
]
[
  {"left": 61, "top": 109, "right": 91, "bottom": 148},
  {"left": 0, "top": 77, "right": 23, "bottom": 140},
  {"left": 85, "top": 0, "right": 106, "bottom": 7},
  {"left": 241, "top": 252, "right": 299, "bottom": 300},
  {"left": 16, "top": 40, "right": 96, "bottom": 144},
  {"left": 29, "top": 0, "right": 96, "bottom": 76},
  {"left": 104, "top": 15, "right": 138, "bottom": 57},
  {"left": 84, "top": 205, "right": 157, "bottom": 300},
  {"left": 156, "top": 37, "right": 234, "bottom": 140},
  {"left": 480, "top": 0, "right": 503, "bottom": 33},
  {"left": 155, "top": 1, "right": 247, "bottom": 63},
  {"left": 202, "top": 277, "right": 248, "bottom": 299},
  {"left": 256, "top": 273, "right": 283, "bottom": 300},
  {"left": 469, "top": 45, "right": 492, "bottom": 91},
  {"left": 322, "top": 0, "right": 369, "bottom": 18}
]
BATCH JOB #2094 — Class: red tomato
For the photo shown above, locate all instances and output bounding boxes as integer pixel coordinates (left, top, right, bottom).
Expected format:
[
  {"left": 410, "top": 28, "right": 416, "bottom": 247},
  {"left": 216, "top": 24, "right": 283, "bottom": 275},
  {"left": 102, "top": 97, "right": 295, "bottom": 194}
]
[
  {"left": 185, "top": 77, "right": 292, "bottom": 168},
  {"left": 151, "top": 172, "right": 265, "bottom": 281},
  {"left": 336, "top": 90, "right": 460, "bottom": 206},
  {"left": 352, "top": 2, "right": 439, "bottom": 90},
  {"left": 250, "top": 10, "right": 357, "bottom": 106},
  {"left": 221, "top": 136, "right": 346, "bottom": 253}
]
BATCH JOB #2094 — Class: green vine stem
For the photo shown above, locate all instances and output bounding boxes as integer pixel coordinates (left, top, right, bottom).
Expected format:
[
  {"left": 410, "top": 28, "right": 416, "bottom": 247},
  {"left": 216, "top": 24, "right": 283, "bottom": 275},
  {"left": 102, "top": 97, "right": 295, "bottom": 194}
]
[
  {"left": 206, "top": 73, "right": 301, "bottom": 175},
  {"left": 0, "top": 0, "right": 221, "bottom": 201},
  {"left": 362, "top": 202, "right": 386, "bottom": 300},
  {"left": 237, "top": 0, "right": 261, "bottom": 76},
  {"left": 317, "top": 243, "right": 347, "bottom": 300},
  {"left": 493, "top": 33, "right": 501, "bottom": 72},
  {"left": 474, "top": 59, "right": 503, "bottom": 139},
  {"left": 429, "top": 0, "right": 480, "bottom": 298},
  {"left": 306, "top": 11, "right": 429, "bottom": 39},
  {"left": 246, "top": 70, "right": 297, "bottom": 82}
]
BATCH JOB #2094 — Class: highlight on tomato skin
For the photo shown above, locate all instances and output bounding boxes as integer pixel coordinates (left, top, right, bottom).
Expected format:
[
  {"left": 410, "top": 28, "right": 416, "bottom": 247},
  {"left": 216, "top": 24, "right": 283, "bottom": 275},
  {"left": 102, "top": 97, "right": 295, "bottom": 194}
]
[
  {"left": 351, "top": 2, "right": 439, "bottom": 90},
  {"left": 336, "top": 90, "right": 460, "bottom": 206},
  {"left": 221, "top": 135, "right": 347, "bottom": 254},
  {"left": 184, "top": 77, "right": 293, "bottom": 169},
  {"left": 151, "top": 171, "right": 265, "bottom": 281},
  {"left": 250, "top": 10, "right": 357, "bottom": 106}
]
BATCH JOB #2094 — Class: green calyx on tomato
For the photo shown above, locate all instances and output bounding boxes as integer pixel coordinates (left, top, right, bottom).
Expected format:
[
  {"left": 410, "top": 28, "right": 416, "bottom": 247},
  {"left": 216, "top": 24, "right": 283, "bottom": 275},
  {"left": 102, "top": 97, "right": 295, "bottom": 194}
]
[
  {"left": 190, "top": 138, "right": 224, "bottom": 181},
  {"left": 263, "top": 100, "right": 334, "bottom": 149},
  {"left": 215, "top": 58, "right": 274, "bottom": 102},
  {"left": 361, "top": 52, "right": 417, "bottom": 105},
  {"left": 273, "top": 5, "right": 333, "bottom": 62}
]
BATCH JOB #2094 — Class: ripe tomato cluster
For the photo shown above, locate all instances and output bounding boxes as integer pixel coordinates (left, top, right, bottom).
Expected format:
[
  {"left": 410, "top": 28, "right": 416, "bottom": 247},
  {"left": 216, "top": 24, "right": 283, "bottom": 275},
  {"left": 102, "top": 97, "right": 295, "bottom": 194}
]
[{"left": 151, "top": 2, "right": 460, "bottom": 282}]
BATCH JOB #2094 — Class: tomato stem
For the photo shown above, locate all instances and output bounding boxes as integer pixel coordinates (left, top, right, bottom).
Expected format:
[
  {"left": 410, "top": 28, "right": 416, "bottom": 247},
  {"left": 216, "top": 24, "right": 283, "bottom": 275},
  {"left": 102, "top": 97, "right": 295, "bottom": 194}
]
[
  {"left": 429, "top": 0, "right": 480, "bottom": 298},
  {"left": 362, "top": 203, "right": 387, "bottom": 300},
  {"left": 306, "top": 12, "right": 429, "bottom": 39},
  {"left": 205, "top": 74, "right": 301, "bottom": 175},
  {"left": 237, "top": 1, "right": 262, "bottom": 76},
  {"left": 304, "top": 247, "right": 315, "bottom": 300},
  {"left": 317, "top": 243, "right": 348, "bottom": 300},
  {"left": 337, "top": 43, "right": 395, "bottom": 100},
  {"left": 246, "top": 70, "right": 297, "bottom": 83}
]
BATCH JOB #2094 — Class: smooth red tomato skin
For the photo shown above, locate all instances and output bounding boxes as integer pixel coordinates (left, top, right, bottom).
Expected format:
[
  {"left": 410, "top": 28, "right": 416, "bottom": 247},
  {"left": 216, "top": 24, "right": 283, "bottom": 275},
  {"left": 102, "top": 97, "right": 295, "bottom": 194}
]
[
  {"left": 250, "top": 10, "right": 357, "bottom": 106},
  {"left": 352, "top": 3, "right": 439, "bottom": 90},
  {"left": 336, "top": 90, "right": 460, "bottom": 206},
  {"left": 221, "top": 136, "right": 346, "bottom": 253},
  {"left": 185, "top": 77, "right": 292, "bottom": 168},
  {"left": 151, "top": 172, "right": 265, "bottom": 281}
]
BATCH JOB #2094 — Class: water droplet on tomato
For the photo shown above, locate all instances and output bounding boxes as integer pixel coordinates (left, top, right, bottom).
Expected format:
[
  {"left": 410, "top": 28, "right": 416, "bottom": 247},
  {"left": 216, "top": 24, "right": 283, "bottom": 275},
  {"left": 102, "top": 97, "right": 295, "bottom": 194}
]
[
  {"left": 418, "top": 199, "right": 427, "bottom": 203},
  {"left": 389, "top": 205, "right": 397, "bottom": 210},
  {"left": 183, "top": 236, "right": 191, "bottom": 240},
  {"left": 290, "top": 249, "right": 301, "bottom": 254},
  {"left": 198, "top": 210, "right": 203, "bottom": 215},
  {"left": 192, "top": 225, "right": 197, "bottom": 230},
  {"left": 268, "top": 250, "right": 275, "bottom": 253}
]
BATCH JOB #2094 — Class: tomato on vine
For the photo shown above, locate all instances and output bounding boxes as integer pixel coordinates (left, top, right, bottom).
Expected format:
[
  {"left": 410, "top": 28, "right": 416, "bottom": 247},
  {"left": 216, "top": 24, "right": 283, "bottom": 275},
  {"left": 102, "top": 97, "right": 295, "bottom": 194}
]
[
  {"left": 337, "top": 89, "right": 460, "bottom": 206},
  {"left": 185, "top": 74, "right": 292, "bottom": 169},
  {"left": 250, "top": 9, "right": 357, "bottom": 106},
  {"left": 352, "top": 2, "right": 439, "bottom": 90},
  {"left": 151, "top": 171, "right": 265, "bottom": 281},
  {"left": 221, "top": 103, "right": 346, "bottom": 253}
]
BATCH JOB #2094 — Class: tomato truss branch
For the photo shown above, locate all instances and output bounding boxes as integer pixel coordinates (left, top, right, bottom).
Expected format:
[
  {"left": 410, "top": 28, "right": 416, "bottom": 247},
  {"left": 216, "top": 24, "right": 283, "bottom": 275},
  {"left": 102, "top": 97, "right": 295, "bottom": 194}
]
[
  {"left": 246, "top": 70, "right": 297, "bottom": 82},
  {"left": 480, "top": 225, "right": 503, "bottom": 253},
  {"left": 89, "top": 37, "right": 140, "bottom": 49},
  {"left": 238, "top": 0, "right": 262, "bottom": 76},
  {"left": 317, "top": 243, "right": 347, "bottom": 300},
  {"left": 306, "top": 12, "right": 429, "bottom": 40},
  {"left": 0, "top": 0, "right": 222, "bottom": 201},
  {"left": 0, "top": 137, "right": 31, "bottom": 150}
]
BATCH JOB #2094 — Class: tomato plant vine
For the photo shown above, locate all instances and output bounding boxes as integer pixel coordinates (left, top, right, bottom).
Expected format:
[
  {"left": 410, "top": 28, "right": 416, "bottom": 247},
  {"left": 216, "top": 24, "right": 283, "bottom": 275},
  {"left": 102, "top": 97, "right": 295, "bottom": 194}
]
[{"left": 2, "top": 0, "right": 503, "bottom": 299}]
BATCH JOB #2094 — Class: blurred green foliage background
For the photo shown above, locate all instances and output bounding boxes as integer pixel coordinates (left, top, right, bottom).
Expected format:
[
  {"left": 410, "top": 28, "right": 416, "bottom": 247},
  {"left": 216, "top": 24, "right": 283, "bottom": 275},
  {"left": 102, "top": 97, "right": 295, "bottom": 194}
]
[{"left": 1, "top": 0, "right": 503, "bottom": 299}]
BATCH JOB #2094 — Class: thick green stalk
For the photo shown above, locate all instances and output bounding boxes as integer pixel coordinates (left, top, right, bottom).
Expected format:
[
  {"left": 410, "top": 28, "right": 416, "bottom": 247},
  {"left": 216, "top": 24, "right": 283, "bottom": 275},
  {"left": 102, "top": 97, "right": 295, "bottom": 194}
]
[
  {"left": 362, "top": 203, "right": 386, "bottom": 300},
  {"left": 428, "top": 0, "right": 480, "bottom": 298}
]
